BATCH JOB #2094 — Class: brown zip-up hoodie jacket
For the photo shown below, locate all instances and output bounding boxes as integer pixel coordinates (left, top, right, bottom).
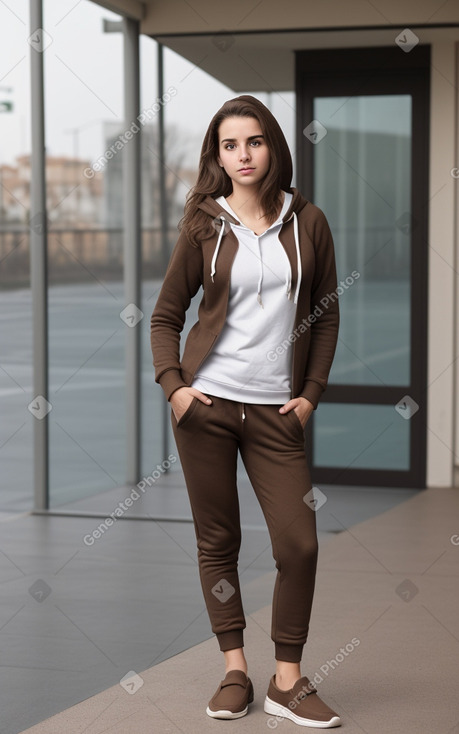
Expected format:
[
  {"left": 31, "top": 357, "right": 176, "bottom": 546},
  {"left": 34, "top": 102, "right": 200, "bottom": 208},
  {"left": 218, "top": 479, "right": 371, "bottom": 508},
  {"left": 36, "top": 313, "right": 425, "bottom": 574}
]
[{"left": 150, "top": 188, "right": 339, "bottom": 409}]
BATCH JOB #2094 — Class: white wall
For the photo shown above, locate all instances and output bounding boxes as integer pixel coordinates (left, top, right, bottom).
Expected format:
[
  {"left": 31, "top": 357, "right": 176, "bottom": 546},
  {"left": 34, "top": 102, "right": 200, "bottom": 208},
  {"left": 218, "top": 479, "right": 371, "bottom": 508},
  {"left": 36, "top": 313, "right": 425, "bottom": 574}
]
[{"left": 427, "top": 41, "right": 458, "bottom": 487}]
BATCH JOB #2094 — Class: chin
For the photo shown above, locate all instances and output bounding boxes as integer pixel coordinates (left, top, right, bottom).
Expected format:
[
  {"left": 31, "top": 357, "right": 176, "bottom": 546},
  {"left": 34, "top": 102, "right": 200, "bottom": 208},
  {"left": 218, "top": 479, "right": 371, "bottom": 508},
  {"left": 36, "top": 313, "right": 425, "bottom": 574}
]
[{"left": 235, "top": 174, "right": 262, "bottom": 183}]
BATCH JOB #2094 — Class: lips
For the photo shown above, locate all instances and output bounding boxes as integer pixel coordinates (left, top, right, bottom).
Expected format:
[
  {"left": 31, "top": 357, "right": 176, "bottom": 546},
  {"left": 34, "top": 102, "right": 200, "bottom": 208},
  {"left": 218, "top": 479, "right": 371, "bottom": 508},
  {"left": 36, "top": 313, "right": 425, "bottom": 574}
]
[{"left": 238, "top": 167, "right": 255, "bottom": 173}]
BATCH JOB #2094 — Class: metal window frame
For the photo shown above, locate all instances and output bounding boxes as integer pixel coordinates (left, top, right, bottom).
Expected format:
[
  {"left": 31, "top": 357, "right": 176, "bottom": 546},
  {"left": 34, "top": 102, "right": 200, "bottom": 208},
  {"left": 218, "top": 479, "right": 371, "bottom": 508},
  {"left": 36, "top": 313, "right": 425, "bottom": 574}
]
[{"left": 296, "top": 45, "right": 430, "bottom": 488}]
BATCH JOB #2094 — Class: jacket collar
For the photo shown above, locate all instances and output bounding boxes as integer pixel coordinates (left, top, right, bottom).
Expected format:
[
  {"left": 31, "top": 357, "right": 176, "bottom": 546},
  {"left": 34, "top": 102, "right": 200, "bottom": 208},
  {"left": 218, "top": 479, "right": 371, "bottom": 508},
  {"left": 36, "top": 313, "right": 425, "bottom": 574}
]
[
  {"left": 197, "top": 186, "right": 308, "bottom": 222},
  {"left": 199, "top": 188, "right": 308, "bottom": 305}
]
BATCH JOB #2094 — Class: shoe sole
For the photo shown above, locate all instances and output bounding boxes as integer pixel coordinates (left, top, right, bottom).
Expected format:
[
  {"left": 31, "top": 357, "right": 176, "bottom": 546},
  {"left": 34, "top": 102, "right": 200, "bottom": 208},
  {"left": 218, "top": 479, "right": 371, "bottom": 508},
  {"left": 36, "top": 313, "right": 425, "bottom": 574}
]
[
  {"left": 264, "top": 696, "right": 341, "bottom": 728},
  {"left": 206, "top": 704, "right": 249, "bottom": 719}
]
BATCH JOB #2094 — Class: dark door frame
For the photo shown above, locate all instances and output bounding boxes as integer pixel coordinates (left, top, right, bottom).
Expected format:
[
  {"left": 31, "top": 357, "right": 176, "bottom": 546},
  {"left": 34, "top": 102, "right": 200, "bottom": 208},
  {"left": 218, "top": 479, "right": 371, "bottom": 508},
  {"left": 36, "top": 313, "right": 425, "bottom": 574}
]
[{"left": 296, "top": 45, "right": 430, "bottom": 488}]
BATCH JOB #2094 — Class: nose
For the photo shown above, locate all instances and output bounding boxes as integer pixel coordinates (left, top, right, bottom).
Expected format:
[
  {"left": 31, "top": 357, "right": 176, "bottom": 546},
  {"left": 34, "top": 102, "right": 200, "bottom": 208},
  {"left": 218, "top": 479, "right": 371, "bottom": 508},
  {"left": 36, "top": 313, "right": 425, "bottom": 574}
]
[{"left": 239, "top": 146, "right": 250, "bottom": 162}]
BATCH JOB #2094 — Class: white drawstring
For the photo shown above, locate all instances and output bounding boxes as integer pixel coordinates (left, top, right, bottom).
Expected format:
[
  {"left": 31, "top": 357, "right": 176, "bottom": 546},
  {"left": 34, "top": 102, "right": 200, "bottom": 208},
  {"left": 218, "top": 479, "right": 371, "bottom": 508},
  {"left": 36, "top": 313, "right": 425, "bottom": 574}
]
[
  {"left": 210, "top": 209, "right": 301, "bottom": 306},
  {"left": 210, "top": 216, "right": 226, "bottom": 282},
  {"left": 293, "top": 211, "right": 302, "bottom": 305},
  {"left": 256, "top": 236, "right": 264, "bottom": 308}
]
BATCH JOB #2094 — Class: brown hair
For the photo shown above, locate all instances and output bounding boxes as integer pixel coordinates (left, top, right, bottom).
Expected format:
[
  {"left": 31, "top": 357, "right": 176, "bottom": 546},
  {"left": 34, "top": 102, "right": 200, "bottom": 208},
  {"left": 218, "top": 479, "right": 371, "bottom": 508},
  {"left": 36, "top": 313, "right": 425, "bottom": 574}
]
[{"left": 179, "top": 95, "right": 293, "bottom": 247}]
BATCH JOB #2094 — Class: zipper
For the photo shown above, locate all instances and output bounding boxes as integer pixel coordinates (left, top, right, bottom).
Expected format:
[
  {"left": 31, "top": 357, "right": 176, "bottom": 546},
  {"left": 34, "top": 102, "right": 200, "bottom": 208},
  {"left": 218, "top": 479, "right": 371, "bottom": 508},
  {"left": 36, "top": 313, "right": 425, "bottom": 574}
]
[{"left": 241, "top": 403, "right": 246, "bottom": 422}]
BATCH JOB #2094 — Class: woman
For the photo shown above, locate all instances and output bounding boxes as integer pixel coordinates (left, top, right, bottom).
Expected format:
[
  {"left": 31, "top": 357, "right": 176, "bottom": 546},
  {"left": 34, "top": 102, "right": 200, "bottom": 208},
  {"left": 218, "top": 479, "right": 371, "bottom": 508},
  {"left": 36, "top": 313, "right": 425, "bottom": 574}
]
[{"left": 150, "top": 95, "right": 340, "bottom": 728}]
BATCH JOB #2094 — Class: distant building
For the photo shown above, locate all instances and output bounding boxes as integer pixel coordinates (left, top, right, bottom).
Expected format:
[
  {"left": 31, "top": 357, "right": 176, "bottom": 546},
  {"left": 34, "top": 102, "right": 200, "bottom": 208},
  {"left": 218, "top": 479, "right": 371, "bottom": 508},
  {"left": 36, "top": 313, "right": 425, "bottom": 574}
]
[
  {"left": 0, "top": 136, "right": 194, "bottom": 230},
  {"left": 0, "top": 154, "right": 103, "bottom": 227}
]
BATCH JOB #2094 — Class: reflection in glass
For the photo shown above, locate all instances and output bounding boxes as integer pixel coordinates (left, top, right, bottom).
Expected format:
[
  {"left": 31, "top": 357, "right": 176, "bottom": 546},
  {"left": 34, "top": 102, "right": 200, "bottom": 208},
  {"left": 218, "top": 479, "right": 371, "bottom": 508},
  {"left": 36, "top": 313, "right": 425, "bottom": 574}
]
[
  {"left": 314, "top": 403, "right": 410, "bottom": 470},
  {"left": 313, "top": 95, "right": 412, "bottom": 387},
  {"left": 46, "top": 0, "right": 126, "bottom": 506}
]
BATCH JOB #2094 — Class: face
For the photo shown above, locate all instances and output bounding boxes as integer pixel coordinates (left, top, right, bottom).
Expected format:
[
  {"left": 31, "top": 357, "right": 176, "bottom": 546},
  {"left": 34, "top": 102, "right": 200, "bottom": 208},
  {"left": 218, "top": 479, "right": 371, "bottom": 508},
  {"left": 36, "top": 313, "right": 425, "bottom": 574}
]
[{"left": 217, "top": 116, "right": 270, "bottom": 188}]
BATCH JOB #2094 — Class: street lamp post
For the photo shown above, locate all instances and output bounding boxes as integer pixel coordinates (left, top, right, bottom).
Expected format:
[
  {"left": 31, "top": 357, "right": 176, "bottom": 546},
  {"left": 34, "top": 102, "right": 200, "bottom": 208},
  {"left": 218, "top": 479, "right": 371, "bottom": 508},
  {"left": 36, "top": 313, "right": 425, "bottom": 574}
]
[{"left": 63, "top": 120, "right": 100, "bottom": 224}]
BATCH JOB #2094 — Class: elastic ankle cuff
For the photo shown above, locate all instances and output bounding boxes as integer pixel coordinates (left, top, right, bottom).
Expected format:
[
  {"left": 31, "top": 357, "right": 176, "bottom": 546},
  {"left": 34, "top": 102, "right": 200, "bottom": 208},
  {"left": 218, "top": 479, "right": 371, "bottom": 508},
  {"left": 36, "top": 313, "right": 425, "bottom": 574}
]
[
  {"left": 216, "top": 630, "right": 244, "bottom": 651},
  {"left": 275, "top": 643, "right": 303, "bottom": 663}
]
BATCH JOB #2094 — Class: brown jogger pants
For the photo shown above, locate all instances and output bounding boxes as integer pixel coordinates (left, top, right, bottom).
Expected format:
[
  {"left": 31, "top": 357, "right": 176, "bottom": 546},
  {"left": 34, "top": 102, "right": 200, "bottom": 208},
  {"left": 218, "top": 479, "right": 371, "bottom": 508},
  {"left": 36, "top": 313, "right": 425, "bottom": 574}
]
[{"left": 171, "top": 393, "right": 318, "bottom": 664}]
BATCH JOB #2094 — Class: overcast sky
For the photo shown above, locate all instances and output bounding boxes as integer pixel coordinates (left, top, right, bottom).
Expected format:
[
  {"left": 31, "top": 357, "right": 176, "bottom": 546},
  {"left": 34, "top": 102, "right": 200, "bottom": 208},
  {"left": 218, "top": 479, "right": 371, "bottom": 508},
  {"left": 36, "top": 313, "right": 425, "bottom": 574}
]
[{"left": 0, "top": 0, "right": 296, "bottom": 172}]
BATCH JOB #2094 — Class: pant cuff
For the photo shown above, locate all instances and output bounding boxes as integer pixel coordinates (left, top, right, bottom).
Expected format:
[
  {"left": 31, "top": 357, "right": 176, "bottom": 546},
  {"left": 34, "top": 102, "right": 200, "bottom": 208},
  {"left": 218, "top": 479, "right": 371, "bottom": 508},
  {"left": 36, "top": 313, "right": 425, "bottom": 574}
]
[
  {"left": 275, "top": 642, "right": 304, "bottom": 663},
  {"left": 216, "top": 629, "right": 244, "bottom": 652}
]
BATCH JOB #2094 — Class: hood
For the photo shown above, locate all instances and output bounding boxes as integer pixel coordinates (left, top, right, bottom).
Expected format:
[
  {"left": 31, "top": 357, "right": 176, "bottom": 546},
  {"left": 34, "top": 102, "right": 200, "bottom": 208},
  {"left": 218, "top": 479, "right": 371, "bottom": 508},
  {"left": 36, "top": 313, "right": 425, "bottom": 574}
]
[
  {"left": 197, "top": 186, "right": 308, "bottom": 221},
  {"left": 197, "top": 188, "right": 309, "bottom": 306}
]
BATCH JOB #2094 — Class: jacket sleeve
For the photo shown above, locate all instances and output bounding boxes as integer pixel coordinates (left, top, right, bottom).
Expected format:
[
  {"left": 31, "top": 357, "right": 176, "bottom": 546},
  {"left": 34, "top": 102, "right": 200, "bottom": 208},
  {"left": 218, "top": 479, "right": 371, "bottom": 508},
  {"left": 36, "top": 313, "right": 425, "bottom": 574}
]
[
  {"left": 300, "top": 206, "right": 340, "bottom": 408},
  {"left": 150, "top": 230, "right": 203, "bottom": 400}
]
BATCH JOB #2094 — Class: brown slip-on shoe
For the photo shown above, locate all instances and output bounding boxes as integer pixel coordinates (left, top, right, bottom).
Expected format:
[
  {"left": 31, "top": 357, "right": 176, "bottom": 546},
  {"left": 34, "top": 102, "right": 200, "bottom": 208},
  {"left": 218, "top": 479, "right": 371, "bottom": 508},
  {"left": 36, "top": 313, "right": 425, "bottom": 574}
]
[
  {"left": 264, "top": 674, "right": 341, "bottom": 728},
  {"left": 206, "top": 669, "right": 254, "bottom": 719}
]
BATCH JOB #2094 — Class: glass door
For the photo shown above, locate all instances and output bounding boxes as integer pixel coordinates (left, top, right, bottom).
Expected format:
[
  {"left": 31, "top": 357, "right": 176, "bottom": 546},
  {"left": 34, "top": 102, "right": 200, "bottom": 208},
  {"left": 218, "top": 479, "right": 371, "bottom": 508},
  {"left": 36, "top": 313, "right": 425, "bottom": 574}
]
[{"left": 296, "top": 46, "right": 430, "bottom": 487}]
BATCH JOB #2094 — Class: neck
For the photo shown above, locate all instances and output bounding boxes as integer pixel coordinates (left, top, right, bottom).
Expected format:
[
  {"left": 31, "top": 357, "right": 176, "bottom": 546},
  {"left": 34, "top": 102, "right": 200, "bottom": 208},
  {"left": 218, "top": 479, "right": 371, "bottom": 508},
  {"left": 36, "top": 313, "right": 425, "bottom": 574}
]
[{"left": 227, "top": 184, "right": 265, "bottom": 218}]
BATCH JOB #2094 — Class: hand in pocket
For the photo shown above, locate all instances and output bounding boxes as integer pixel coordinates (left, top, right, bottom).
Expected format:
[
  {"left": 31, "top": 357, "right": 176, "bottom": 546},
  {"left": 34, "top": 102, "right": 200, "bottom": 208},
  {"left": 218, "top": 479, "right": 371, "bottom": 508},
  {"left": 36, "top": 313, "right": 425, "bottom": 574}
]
[{"left": 170, "top": 387, "right": 212, "bottom": 423}]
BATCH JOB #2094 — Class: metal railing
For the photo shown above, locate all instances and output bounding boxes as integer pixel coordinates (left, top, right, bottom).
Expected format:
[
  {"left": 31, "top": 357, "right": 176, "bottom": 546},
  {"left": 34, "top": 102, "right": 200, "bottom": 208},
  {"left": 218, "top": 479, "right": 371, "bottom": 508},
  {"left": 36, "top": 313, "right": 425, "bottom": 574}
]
[{"left": 0, "top": 225, "right": 178, "bottom": 287}]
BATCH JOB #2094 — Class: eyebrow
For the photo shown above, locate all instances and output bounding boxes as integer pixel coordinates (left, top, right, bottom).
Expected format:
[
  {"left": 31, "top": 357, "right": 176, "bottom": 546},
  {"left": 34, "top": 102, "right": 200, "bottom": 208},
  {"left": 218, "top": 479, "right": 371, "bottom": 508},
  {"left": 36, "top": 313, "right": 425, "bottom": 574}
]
[{"left": 220, "top": 134, "right": 265, "bottom": 143}]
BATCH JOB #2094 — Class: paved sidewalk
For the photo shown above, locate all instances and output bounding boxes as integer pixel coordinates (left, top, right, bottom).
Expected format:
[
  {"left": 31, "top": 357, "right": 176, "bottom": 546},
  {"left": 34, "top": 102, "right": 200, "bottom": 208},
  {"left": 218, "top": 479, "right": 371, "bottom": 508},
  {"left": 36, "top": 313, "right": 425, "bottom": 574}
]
[{"left": 20, "top": 487, "right": 459, "bottom": 733}]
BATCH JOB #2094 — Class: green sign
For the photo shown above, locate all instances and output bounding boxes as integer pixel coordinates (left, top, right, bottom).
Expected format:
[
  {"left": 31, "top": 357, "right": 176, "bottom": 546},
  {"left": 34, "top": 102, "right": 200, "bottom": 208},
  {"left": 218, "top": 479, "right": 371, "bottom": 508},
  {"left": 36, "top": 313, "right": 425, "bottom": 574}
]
[{"left": 0, "top": 101, "right": 13, "bottom": 112}]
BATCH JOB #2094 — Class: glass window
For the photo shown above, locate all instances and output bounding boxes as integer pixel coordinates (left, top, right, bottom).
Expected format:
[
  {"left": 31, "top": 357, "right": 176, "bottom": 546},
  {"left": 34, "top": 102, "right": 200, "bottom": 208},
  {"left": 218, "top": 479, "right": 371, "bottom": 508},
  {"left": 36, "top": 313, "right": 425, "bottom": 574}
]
[
  {"left": 314, "top": 403, "right": 410, "bottom": 470},
  {"left": 44, "top": 0, "right": 126, "bottom": 507},
  {"left": 314, "top": 95, "right": 412, "bottom": 387}
]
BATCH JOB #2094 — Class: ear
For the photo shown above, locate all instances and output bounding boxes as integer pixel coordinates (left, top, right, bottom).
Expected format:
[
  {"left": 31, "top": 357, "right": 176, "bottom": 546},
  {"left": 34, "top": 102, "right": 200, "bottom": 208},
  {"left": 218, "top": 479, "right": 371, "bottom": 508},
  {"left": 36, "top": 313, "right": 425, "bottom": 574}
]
[{"left": 217, "top": 157, "right": 223, "bottom": 167}]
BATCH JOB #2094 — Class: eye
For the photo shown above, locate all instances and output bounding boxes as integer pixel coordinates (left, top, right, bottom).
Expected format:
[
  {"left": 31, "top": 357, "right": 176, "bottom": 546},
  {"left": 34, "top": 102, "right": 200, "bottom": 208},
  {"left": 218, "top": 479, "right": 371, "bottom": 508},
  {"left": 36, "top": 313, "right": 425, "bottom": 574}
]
[
  {"left": 224, "top": 143, "right": 236, "bottom": 150},
  {"left": 250, "top": 140, "right": 262, "bottom": 147}
]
